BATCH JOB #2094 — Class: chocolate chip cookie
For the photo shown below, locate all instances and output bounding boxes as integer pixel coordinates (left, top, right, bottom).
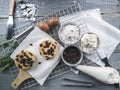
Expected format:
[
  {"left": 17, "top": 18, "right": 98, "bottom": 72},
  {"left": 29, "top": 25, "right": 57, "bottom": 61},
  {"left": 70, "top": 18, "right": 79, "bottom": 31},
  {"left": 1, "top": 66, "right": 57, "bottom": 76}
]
[
  {"left": 14, "top": 50, "right": 36, "bottom": 70},
  {"left": 39, "top": 40, "right": 58, "bottom": 60}
]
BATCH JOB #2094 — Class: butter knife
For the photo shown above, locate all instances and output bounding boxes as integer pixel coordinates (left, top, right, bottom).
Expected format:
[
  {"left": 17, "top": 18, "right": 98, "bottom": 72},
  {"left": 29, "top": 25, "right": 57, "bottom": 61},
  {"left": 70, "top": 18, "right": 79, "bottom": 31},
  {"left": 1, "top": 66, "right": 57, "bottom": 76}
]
[{"left": 6, "top": 0, "right": 15, "bottom": 40}]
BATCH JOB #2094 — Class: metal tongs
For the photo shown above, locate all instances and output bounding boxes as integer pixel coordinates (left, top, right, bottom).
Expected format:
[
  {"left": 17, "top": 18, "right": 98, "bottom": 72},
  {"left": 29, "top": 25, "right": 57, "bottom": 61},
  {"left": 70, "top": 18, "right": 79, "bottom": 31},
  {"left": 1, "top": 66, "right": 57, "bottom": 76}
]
[{"left": 62, "top": 78, "right": 95, "bottom": 88}]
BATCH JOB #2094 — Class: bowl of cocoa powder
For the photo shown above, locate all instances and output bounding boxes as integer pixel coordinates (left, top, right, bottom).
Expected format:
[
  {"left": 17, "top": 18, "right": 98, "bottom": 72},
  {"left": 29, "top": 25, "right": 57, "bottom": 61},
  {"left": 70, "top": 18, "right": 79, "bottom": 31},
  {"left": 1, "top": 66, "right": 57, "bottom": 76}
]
[{"left": 62, "top": 45, "right": 83, "bottom": 66}]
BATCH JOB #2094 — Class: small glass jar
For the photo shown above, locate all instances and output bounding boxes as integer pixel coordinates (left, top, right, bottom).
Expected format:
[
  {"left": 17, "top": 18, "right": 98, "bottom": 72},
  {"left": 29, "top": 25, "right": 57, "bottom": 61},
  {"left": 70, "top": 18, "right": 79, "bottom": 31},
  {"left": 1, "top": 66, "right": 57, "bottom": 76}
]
[
  {"left": 62, "top": 45, "right": 83, "bottom": 66},
  {"left": 58, "top": 22, "right": 81, "bottom": 45},
  {"left": 79, "top": 32, "right": 100, "bottom": 54}
]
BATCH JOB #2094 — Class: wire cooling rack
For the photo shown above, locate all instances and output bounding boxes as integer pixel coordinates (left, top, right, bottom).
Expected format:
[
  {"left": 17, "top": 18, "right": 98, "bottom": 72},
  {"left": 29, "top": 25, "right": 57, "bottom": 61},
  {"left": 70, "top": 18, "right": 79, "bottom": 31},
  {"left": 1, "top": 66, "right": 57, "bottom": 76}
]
[
  {"left": 0, "top": 0, "right": 119, "bottom": 90},
  {"left": 1, "top": 1, "right": 117, "bottom": 89},
  {"left": 2, "top": 1, "right": 119, "bottom": 89},
  {"left": 8, "top": 3, "right": 83, "bottom": 90}
]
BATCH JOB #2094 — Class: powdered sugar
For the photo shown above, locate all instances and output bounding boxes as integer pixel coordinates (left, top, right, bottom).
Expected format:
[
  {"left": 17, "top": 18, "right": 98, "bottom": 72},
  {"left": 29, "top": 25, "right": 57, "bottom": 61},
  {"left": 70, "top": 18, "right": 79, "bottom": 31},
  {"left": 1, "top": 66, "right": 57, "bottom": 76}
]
[{"left": 59, "top": 23, "right": 80, "bottom": 45}]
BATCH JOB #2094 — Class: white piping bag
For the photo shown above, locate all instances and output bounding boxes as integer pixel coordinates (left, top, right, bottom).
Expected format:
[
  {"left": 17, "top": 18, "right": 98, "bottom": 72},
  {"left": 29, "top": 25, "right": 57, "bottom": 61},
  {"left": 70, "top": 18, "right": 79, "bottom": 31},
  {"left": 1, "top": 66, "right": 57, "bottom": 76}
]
[{"left": 76, "top": 65, "right": 120, "bottom": 84}]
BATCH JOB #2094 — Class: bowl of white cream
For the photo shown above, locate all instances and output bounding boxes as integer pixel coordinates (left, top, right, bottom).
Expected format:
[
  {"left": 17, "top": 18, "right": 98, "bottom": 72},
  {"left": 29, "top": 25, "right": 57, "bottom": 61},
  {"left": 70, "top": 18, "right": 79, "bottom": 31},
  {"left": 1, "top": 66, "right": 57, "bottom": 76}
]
[{"left": 79, "top": 32, "right": 99, "bottom": 53}]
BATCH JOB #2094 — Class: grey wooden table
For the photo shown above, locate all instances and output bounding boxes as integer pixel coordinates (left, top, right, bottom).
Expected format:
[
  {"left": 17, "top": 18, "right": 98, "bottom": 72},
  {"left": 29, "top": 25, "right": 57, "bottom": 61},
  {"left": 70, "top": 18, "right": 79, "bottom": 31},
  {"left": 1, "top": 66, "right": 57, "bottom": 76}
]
[{"left": 0, "top": 0, "right": 120, "bottom": 90}]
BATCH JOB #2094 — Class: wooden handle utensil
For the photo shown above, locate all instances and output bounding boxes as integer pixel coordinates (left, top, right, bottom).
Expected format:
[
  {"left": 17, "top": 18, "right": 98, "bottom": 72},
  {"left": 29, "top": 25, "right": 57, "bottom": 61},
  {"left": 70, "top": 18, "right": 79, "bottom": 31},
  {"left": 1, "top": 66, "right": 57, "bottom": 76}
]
[
  {"left": 11, "top": 70, "right": 32, "bottom": 89},
  {"left": 9, "top": 0, "right": 15, "bottom": 16}
]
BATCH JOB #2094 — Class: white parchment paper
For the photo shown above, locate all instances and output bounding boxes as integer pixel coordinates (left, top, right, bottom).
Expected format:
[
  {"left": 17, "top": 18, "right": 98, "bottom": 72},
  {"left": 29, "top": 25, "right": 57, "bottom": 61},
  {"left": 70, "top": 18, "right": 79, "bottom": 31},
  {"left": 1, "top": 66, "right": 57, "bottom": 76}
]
[{"left": 10, "top": 27, "right": 64, "bottom": 85}]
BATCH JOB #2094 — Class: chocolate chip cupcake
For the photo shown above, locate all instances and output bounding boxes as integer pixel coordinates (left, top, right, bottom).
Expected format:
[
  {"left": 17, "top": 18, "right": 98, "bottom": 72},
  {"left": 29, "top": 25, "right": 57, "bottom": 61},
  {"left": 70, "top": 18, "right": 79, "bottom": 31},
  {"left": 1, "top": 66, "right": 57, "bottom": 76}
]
[
  {"left": 14, "top": 50, "right": 36, "bottom": 70},
  {"left": 39, "top": 40, "right": 58, "bottom": 60}
]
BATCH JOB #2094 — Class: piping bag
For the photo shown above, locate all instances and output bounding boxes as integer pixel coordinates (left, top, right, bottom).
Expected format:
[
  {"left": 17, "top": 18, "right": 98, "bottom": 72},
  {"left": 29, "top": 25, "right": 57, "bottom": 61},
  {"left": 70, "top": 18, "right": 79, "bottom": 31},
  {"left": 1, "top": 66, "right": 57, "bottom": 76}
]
[{"left": 76, "top": 65, "right": 120, "bottom": 84}]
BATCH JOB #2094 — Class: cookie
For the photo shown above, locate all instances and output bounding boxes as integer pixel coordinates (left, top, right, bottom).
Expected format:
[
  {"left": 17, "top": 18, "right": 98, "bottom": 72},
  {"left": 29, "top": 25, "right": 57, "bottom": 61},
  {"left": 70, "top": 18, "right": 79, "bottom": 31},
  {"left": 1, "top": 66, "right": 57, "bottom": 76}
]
[
  {"left": 39, "top": 40, "right": 58, "bottom": 60},
  {"left": 14, "top": 50, "right": 36, "bottom": 70}
]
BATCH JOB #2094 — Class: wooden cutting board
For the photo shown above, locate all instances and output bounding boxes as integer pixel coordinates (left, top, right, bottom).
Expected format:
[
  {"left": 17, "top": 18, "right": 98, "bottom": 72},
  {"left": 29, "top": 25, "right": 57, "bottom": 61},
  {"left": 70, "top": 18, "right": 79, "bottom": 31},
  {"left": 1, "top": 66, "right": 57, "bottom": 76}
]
[{"left": 11, "top": 70, "right": 32, "bottom": 89}]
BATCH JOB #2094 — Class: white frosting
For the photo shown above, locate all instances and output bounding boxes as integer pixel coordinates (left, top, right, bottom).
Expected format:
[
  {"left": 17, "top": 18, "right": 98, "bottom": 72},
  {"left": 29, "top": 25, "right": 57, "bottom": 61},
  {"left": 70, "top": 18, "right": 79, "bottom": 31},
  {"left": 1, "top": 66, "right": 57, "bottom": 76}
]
[
  {"left": 80, "top": 33, "right": 98, "bottom": 53},
  {"left": 59, "top": 24, "right": 80, "bottom": 44}
]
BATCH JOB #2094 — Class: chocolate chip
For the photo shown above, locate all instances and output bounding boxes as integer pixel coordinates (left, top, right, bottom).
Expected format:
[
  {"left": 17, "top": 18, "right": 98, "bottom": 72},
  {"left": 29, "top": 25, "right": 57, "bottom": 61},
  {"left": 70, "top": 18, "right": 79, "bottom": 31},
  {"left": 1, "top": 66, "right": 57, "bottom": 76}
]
[
  {"left": 26, "top": 59, "right": 34, "bottom": 66},
  {"left": 55, "top": 42, "right": 57, "bottom": 44},
  {"left": 18, "top": 64, "right": 22, "bottom": 68},
  {"left": 47, "top": 47, "right": 54, "bottom": 55},
  {"left": 43, "top": 52, "right": 47, "bottom": 55},
  {"left": 29, "top": 63, "right": 33, "bottom": 67},
  {"left": 20, "top": 59, "right": 26, "bottom": 65},
  {"left": 45, "top": 56, "right": 50, "bottom": 60},
  {"left": 40, "top": 44, "right": 43, "bottom": 47},
  {"left": 28, "top": 58, "right": 32, "bottom": 61},
  {"left": 16, "top": 55, "right": 19, "bottom": 57},
  {"left": 31, "top": 61, "right": 34, "bottom": 63},
  {"left": 45, "top": 41, "right": 51, "bottom": 48},
  {"left": 30, "top": 43, "right": 33, "bottom": 46},
  {"left": 14, "top": 84, "right": 16, "bottom": 86},
  {"left": 24, "top": 54, "right": 29, "bottom": 58},
  {"left": 45, "top": 56, "right": 48, "bottom": 58},
  {"left": 16, "top": 58, "right": 19, "bottom": 61},
  {"left": 47, "top": 49, "right": 52, "bottom": 55},
  {"left": 21, "top": 50, "right": 24, "bottom": 53},
  {"left": 38, "top": 62, "right": 41, "bottom": 64},
  {"left": 29, "top": 52, "right": 33, "bottom": 56},
  {"left": 43, "top": 46, "right": 47, "bottom": 48},
  {"left": 48, "top": 43, "right": 51, "bottom": 45},
  {"left": 46, "top": 57, "right": 50, "bottom": 60},
  {"left": 45, "top": 41, "right": 48, "bottom": 45},
  {"left": 51, "top": 53, "right": 54, "bottom": 56},
  {"left": 52, "top": 44, "right": 56, "bottom": 49},
  {"left": 20, "top": 55, "right": 23, "bottom": 58},
  {"left": 23, "top": 52, "right": 26, "bottom": 55}
]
